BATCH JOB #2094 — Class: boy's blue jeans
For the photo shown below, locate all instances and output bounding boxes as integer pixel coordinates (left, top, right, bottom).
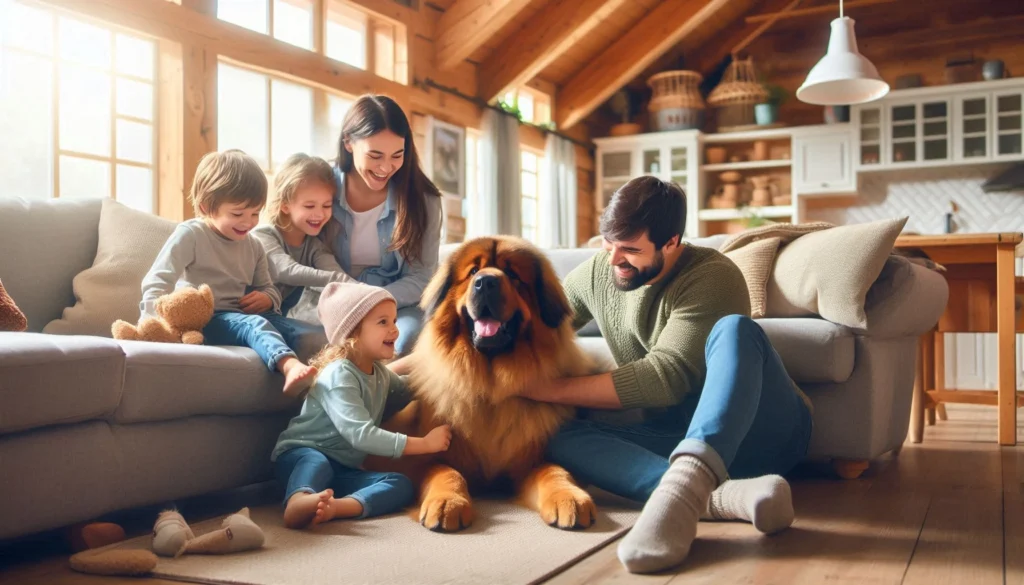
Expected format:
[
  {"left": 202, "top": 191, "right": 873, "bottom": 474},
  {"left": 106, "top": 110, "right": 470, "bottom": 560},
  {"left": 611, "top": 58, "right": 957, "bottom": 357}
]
[
  {"left": 203, "top": 311, "right": 323, "bottom": 370},
  {"left": 274, "top": 447, "right": 415, "bottom": 519},
  {"left": 546, "top": 314, "right": 813, "bottom": 502}
]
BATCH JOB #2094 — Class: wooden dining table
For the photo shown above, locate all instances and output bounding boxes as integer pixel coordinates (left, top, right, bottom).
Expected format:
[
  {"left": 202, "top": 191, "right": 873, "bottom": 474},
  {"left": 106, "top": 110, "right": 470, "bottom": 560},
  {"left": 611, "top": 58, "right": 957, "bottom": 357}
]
[{"left": 896, "top": 233, "right": 1024, "bottom": 446}]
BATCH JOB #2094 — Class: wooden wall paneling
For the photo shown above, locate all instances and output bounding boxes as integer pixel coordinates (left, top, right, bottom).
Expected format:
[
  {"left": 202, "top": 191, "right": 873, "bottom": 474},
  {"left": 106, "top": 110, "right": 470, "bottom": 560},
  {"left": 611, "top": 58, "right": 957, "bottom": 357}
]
[
  {"left": 556, "top": 0, "right": 731, "bottom": 129},
  {"left": 434, "top": 0, "right": 534, "bottom": 70},
  {"left": 478, "top": 0, "right": 630, "bottom": 102},
  {"left": 35, "top": 0, "right": 482, "bottom": 130}
]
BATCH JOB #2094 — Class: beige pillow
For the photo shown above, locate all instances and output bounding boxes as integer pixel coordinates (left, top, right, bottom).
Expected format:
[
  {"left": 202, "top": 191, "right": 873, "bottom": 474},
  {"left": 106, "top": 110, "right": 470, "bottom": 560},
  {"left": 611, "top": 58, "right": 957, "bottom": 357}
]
[
  {"left": 723, "top": 237, "right": 781, "bottom": 319},
  {"left": 765, "top": 217, "right": 908, "bottom": 329},
  {"left": 44, "top": 199, "right": 176, "bottom": 337}
]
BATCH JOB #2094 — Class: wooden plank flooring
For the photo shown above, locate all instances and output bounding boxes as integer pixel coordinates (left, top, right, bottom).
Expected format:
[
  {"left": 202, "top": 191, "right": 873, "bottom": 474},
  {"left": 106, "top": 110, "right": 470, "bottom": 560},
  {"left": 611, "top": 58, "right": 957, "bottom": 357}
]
[{"left": 1, "top": 404, "right": 1020, "bottom": 585}]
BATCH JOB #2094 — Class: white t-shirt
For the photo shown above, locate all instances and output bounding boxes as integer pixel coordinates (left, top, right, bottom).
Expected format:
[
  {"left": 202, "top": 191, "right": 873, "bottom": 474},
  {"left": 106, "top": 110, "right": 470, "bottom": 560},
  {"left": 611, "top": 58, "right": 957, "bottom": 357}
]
[{"left": 348, "top": 200, "right": 386, "bottom": 278}]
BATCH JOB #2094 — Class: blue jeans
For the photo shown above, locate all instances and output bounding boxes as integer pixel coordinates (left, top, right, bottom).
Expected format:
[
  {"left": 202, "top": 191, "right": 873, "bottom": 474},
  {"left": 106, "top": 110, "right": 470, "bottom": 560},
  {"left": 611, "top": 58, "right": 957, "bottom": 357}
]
[
  {"left": 204, "top": 311, "right": 323, "bottom": 370},
  {"left": 274, "top": 447, "right": 415, "bottom": 519},
  {"left": 546, "top": 315, "right": 813, "bottom": 502},
  {"left": 395, "top": 305, "right": 424, "bottom": 356}
]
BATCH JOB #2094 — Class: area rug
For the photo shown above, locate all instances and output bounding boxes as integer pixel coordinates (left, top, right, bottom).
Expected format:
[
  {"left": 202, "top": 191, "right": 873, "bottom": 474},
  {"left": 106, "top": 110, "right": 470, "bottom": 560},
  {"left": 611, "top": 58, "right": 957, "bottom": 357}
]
[{"left": 101, "top": 492, "right": 640, "bottom": 585}]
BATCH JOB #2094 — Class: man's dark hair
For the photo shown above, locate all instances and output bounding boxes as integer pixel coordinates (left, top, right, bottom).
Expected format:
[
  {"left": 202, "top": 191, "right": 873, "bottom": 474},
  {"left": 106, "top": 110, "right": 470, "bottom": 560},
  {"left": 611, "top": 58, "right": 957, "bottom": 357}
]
[{"left": 599, "top": 175, "right": 686, "bottom": 249}]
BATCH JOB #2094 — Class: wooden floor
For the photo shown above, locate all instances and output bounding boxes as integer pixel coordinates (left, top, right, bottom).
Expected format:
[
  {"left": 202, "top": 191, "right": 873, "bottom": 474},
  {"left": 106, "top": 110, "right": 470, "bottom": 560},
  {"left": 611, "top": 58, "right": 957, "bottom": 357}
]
[{"left": 2, "top": 404, "right": 1022, "bottom": 585}]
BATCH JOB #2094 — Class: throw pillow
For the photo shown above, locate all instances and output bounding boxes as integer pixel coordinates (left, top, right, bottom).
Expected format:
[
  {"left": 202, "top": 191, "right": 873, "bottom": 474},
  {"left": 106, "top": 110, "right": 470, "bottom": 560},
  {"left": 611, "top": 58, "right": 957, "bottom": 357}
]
[
  {"left": 765, "top": 216, "right": 909, "bottom": 329},
  {"left": 43, "top": 199, "right": 176, "bottom": 337},
  {"left": 0, "top": 279, "right": 28, "bottom": 332},
  {"left": 723, "top": 237, "right": 781, "bottom": 319}
]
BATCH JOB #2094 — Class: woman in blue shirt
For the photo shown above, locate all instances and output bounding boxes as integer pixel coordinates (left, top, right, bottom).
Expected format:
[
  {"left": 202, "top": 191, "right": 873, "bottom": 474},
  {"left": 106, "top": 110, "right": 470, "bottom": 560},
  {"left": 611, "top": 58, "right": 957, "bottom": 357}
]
[{"left": 320, "top": 94, "right": 443, "bottom": 356}]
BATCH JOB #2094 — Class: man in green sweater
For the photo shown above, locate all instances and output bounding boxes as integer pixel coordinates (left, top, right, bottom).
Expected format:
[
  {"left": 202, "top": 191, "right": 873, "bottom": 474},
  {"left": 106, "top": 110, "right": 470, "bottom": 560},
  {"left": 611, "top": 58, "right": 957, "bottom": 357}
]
[{"left": 524, "top": 176, "right": 813, "bottom": 573}]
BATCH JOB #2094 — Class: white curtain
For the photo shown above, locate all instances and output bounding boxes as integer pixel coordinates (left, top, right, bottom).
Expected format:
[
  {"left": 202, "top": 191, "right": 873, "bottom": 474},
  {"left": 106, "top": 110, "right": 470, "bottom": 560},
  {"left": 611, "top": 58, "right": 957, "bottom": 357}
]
[
  {"left": 540, "top": 133, "right": 577, "bottom": 248},
  {"left": 469, "top": 108, "right": 521, "bottom": 237}
]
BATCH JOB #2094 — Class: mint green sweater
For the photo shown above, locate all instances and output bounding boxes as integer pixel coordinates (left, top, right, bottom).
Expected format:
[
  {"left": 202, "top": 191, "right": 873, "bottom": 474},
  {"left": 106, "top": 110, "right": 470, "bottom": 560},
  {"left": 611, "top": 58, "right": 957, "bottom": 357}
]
[
  {"left": 563, "top": 245, "right": 751, "bottom": 414},
  {"left": 271, "top": 359, "right": 411, "bottom": 468}
]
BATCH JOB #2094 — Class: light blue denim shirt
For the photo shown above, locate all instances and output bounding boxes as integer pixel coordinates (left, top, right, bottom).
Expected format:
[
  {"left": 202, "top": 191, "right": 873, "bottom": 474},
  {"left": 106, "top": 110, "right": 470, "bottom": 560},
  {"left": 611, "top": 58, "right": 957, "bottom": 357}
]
[{"left": 322, "top": 167, "right": 442, "bottom": 309}]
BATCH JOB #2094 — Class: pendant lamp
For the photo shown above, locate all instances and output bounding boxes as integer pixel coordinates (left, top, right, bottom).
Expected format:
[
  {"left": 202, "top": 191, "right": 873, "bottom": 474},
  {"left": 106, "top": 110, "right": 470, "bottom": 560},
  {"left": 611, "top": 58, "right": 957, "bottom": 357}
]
[{"left": 796, "top": 0, "right": 889, "bottom": 105}]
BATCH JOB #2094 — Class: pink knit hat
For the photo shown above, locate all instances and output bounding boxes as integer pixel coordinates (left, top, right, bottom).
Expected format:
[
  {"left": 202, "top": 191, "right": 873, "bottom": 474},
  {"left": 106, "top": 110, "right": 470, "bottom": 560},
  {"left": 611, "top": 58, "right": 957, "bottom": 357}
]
[{"left": 318, "top": 282, "right": 396, "bottom": 345}]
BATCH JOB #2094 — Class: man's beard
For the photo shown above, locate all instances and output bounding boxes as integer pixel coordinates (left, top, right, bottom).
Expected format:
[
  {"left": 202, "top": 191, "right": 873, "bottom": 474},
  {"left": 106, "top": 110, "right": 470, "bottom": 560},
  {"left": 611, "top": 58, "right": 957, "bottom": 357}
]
[{"left": 611, "top": 250, "right": 664, "bottom": 291}]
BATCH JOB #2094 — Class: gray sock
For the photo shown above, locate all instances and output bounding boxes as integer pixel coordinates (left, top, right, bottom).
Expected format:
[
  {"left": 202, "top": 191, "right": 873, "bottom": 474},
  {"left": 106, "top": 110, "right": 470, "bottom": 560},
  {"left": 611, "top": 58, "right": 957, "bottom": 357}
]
[
  {"left": 703, "top": 475, "right": 794, "bottom": 534},
  {"left": 617, "top": 455, "right": 717, "bottom": 574}
]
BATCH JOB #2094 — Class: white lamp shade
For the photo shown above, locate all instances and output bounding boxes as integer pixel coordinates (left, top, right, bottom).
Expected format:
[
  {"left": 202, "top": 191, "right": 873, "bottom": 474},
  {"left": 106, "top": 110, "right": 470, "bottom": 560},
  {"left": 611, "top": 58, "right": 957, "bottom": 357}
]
[{"left": 796, "top": 17, "right": 889, "bottom": 105}]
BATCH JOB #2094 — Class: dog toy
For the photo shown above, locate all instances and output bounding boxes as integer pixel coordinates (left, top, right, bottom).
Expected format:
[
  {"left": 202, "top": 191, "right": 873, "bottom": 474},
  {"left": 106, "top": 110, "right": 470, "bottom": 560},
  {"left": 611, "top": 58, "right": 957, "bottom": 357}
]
[
  {"left": 68, "top": 507, "right": 265, "bottom": 576},
  {"left": 112, "top": 284, "right": 214, "bottom": 344}
]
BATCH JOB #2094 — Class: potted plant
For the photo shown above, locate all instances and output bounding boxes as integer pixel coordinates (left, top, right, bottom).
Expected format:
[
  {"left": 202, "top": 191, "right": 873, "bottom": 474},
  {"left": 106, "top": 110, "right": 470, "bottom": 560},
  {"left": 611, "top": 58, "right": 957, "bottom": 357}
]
[
  {"left": 608, "top": 88, "right": 643, "bottom": 136},
  {"left": 755, "top": 84, "right": 787, "bottom": 126}
]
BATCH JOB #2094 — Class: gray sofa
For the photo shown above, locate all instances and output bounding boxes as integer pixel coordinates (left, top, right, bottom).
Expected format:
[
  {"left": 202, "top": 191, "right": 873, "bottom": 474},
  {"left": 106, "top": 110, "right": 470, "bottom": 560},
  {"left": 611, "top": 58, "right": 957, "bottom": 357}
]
[{"left": 0, "top": 197, "right": 948, "bottom": 541}]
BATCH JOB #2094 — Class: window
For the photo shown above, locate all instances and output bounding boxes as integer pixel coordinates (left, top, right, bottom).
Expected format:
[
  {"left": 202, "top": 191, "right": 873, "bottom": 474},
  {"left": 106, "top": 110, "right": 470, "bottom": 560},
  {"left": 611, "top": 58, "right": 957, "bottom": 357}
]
[
  {"left": 520, "top": 150, "right": 541, "bottom": 242},
  {"left": 217, "top": 61, "right": 352, "bottom": 176},
  {"left": 217, "top": 0, "right": 314, "bottom": 49},
  {"left": 503, "top": 87, "right": 552, "bottom": 126},
  {"left": 0, "top": 1, "right": 158, "bottom": 212},
  {"left": 326, "top": 1, "right": 407, "bottom": 84},
  {"left": 461, "top": 129, "right": 481, "bottom": 238},
  {"left": 218, "top": 0, "right": 407, "bottom": 84}
]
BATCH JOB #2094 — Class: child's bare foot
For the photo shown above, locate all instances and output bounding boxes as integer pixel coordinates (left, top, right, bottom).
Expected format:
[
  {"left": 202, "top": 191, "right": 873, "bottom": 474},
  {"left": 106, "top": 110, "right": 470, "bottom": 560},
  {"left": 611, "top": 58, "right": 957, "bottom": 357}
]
[
  {"left": 280, "top": 357, "right": 317, "bottom": 398},
  {"left": 284, "top": 489, "right": 333, "bottom": 529},
  {"left": 312, "top": 496, "right": 363, "bottom": 526}
]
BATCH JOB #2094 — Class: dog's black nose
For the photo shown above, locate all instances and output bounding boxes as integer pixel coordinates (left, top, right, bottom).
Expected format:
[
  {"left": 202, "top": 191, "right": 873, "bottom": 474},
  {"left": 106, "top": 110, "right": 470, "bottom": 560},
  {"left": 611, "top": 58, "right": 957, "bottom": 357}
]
[{"left": 473, "top": 274, "right": 499, "bottom": 292}]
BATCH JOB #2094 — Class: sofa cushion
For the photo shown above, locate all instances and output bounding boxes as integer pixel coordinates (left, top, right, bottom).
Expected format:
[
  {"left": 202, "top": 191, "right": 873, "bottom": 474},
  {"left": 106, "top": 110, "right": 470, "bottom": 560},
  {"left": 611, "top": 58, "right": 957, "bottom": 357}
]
[
  {"left": 44, "top": 198, "right": 176, "bottom": 337},
  {"left": 0, "top": 198, "right": 102, "bottom": 332},
  {"left": 766, "top": 217, "right": 908, "bottom": 329},
  {"left": 113, "top": 340, "right": 295, "bottom": 424},
  {"left": 757, "top": 318, "right": 855, "bottom": 384},
  {"left": 0, "top": 332, "right": 124, "bottom": 434}
]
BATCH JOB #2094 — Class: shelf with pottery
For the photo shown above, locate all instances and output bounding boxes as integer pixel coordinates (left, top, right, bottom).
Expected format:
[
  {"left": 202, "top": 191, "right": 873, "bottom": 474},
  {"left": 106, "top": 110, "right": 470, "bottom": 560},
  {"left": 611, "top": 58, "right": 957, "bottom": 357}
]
[{"left": 852, "top": 77, "right": 1024, "bottom": 171}]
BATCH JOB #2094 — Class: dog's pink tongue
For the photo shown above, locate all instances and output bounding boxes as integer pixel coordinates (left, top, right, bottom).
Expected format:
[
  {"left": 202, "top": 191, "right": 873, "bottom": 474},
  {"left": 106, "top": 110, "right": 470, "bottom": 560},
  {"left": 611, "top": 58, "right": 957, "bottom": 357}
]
[{"left": 474, "top": 319, "right": 501, "bottom": 338}]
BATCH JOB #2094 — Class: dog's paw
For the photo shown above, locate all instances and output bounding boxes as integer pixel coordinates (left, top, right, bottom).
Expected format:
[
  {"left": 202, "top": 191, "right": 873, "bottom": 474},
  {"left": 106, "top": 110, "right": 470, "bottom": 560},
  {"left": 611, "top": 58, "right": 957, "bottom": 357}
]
[
  {"left": 540, "top": 487, "right": 596, "bottom": 530},
  {"left": 419, "top": 494, "right": 474, "bottom": 532}
]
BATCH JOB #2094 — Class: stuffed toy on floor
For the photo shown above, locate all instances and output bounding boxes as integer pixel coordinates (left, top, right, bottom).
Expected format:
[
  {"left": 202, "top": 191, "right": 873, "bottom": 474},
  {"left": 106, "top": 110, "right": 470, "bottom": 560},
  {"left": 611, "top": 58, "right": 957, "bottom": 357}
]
[
  {"left": 69, "top": 507, "right": 265, "bottom": 576},
  {"left": 112, "top": 284, "right": 214, "bottom": 344}
]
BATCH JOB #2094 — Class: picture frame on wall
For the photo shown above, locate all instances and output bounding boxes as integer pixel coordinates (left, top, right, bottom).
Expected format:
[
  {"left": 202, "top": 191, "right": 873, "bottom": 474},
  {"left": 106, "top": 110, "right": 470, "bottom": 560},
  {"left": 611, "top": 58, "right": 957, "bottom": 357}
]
[{"left": 426, "top": 117, "right": 466, "bottom": 198}]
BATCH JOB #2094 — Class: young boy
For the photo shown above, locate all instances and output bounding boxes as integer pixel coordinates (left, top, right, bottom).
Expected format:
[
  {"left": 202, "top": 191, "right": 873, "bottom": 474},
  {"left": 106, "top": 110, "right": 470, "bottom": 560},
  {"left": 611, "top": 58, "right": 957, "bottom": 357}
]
[{"left": 140, "top": 149, "right": 318, "bottom": 397}]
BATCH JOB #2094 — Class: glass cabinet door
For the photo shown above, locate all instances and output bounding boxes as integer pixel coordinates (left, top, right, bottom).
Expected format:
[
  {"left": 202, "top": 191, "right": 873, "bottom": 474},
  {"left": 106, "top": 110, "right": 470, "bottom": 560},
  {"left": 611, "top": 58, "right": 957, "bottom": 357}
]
[
  {"left": 921, "top": 100, "right": 950, "bottom": 162},
  {"left": 600, "top": 150, "right": 633, "bottom": 209},
  {"left": 995, "top": 92, "right": 1023, "bottom": 158},
  {"left": 858, "top": 106, "right": 882, "bottom": 166},
  {"left": 669, "top": 146, "right": 688, "bottom": 185},
  {"left": 641, "top": 148, "right": 661, "bottom": 175},
  {"left": 958, "top": 95, "right": 990, "bottom": 160},
  {"left": 890, "top": 103, "right": 917, "bottom": 164}
]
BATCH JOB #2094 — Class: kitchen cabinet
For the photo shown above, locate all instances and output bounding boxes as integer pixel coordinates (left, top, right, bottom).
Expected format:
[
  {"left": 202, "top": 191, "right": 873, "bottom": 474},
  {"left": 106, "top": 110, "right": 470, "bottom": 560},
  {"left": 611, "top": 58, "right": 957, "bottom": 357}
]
[
  {"left": 853, "top": 78, "right": 1024, "bottom": 171},
  {"left": 594, "top": 130, "right": 700, "bottom": 237},
  {"left": 792, "top": 125, "right": 855, "bottom": 195}
]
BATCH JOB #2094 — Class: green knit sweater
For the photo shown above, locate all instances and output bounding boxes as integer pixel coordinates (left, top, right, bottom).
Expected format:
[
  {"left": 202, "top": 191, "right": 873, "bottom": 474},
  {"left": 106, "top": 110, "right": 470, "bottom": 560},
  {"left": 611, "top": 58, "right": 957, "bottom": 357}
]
[{"left": 563, "top": 245, "right": 751, "bottom": 414}]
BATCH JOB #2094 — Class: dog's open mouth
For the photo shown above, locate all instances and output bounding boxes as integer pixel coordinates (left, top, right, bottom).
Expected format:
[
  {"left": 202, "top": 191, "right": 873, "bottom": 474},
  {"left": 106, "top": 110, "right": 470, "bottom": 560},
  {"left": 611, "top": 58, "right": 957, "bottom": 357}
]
[{"left": 465, "top": 308, "right": 521, "bottom": 356}]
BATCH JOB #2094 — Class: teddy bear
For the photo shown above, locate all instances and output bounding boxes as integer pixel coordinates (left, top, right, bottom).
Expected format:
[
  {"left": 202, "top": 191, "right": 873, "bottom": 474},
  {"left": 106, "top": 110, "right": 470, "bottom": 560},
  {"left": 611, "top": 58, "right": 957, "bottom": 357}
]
[{"left": 112, "top": 285, "right": 215, "bottom": 344}]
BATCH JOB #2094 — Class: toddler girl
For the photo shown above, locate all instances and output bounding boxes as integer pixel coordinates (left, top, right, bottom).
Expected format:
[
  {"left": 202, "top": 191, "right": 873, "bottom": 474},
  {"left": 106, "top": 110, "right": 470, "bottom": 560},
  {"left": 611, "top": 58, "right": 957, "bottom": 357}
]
[
  {"left": 271, "top": 282, "right": 451, "bottom": 529},
  {"left": 253, "top": 153, "right": 353, "bottom": 319}
]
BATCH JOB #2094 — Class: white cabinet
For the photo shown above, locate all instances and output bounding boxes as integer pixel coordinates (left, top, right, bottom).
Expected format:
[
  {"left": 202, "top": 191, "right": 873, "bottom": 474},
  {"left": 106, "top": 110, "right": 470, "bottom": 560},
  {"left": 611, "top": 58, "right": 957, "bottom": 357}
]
[
  {"left": 853, "top": 78, "right": 1024, "bottom": 171},
  {"left": 594, "top": 130, "right": 700, "bottom": 237},
  {"left": 792, "top": 125, "right": 855, "bottom": 195}
]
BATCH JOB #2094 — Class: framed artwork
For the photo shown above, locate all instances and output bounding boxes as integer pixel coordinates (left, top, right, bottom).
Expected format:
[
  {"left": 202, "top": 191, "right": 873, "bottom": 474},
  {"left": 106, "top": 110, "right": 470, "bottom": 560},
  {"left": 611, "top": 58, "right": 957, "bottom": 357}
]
[{"left": 427, "top": 117, "right": 466, "bottom": 198}]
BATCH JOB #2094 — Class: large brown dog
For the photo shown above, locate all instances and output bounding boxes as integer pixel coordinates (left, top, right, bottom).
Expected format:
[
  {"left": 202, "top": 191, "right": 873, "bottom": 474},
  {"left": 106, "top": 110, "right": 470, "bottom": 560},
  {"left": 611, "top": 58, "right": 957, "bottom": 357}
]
[{"left": 368, "top": 236, "right": 597, "bottom": 532}]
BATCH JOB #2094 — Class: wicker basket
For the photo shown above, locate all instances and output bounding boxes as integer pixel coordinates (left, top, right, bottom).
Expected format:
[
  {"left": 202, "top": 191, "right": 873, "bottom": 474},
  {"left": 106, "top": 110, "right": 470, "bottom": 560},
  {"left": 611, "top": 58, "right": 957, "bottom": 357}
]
[
  {"left": 647, "top": 70, "right": 705, "bottom": 131},
  {"left": 707, "top": 58, "right": 768, "bottom": 131}
]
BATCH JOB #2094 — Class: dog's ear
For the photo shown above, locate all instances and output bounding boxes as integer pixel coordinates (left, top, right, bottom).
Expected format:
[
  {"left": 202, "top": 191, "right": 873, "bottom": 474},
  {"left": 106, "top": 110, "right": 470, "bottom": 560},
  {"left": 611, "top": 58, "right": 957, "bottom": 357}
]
[
  {"left": 534, "top": 257, "right": 570, "bottom": 329},
  {"left": 420, "top": 255, "right": 454, "bottom": 319}
]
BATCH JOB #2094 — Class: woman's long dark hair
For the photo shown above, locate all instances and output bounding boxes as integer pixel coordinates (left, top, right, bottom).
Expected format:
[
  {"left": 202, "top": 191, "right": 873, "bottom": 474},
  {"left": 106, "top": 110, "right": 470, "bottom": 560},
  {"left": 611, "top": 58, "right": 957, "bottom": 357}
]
[{"left": 336, "top": 95, "right": 442, "bottom": 263}]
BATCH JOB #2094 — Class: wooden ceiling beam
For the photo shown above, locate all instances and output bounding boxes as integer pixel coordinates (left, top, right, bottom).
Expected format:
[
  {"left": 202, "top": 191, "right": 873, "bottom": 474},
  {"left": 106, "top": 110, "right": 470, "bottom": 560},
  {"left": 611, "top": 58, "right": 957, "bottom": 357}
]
[
  {"left": 435, "top": 0, "right": 534, "bottom": 71},
  {"left": 688, "top": 0, "right": 799, "bottom": 75},
  {"left": 477, "top": 0, "right": 630, "bottom": 102},
  {"left": 745, "top": 0, "right": 897, "bottom": 24},
  {"left": 555, "top": 0, "right": 731, "bottom": 129},
  {"left": 858, "top": 15, "right": 1024, "bottom": 53}
]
